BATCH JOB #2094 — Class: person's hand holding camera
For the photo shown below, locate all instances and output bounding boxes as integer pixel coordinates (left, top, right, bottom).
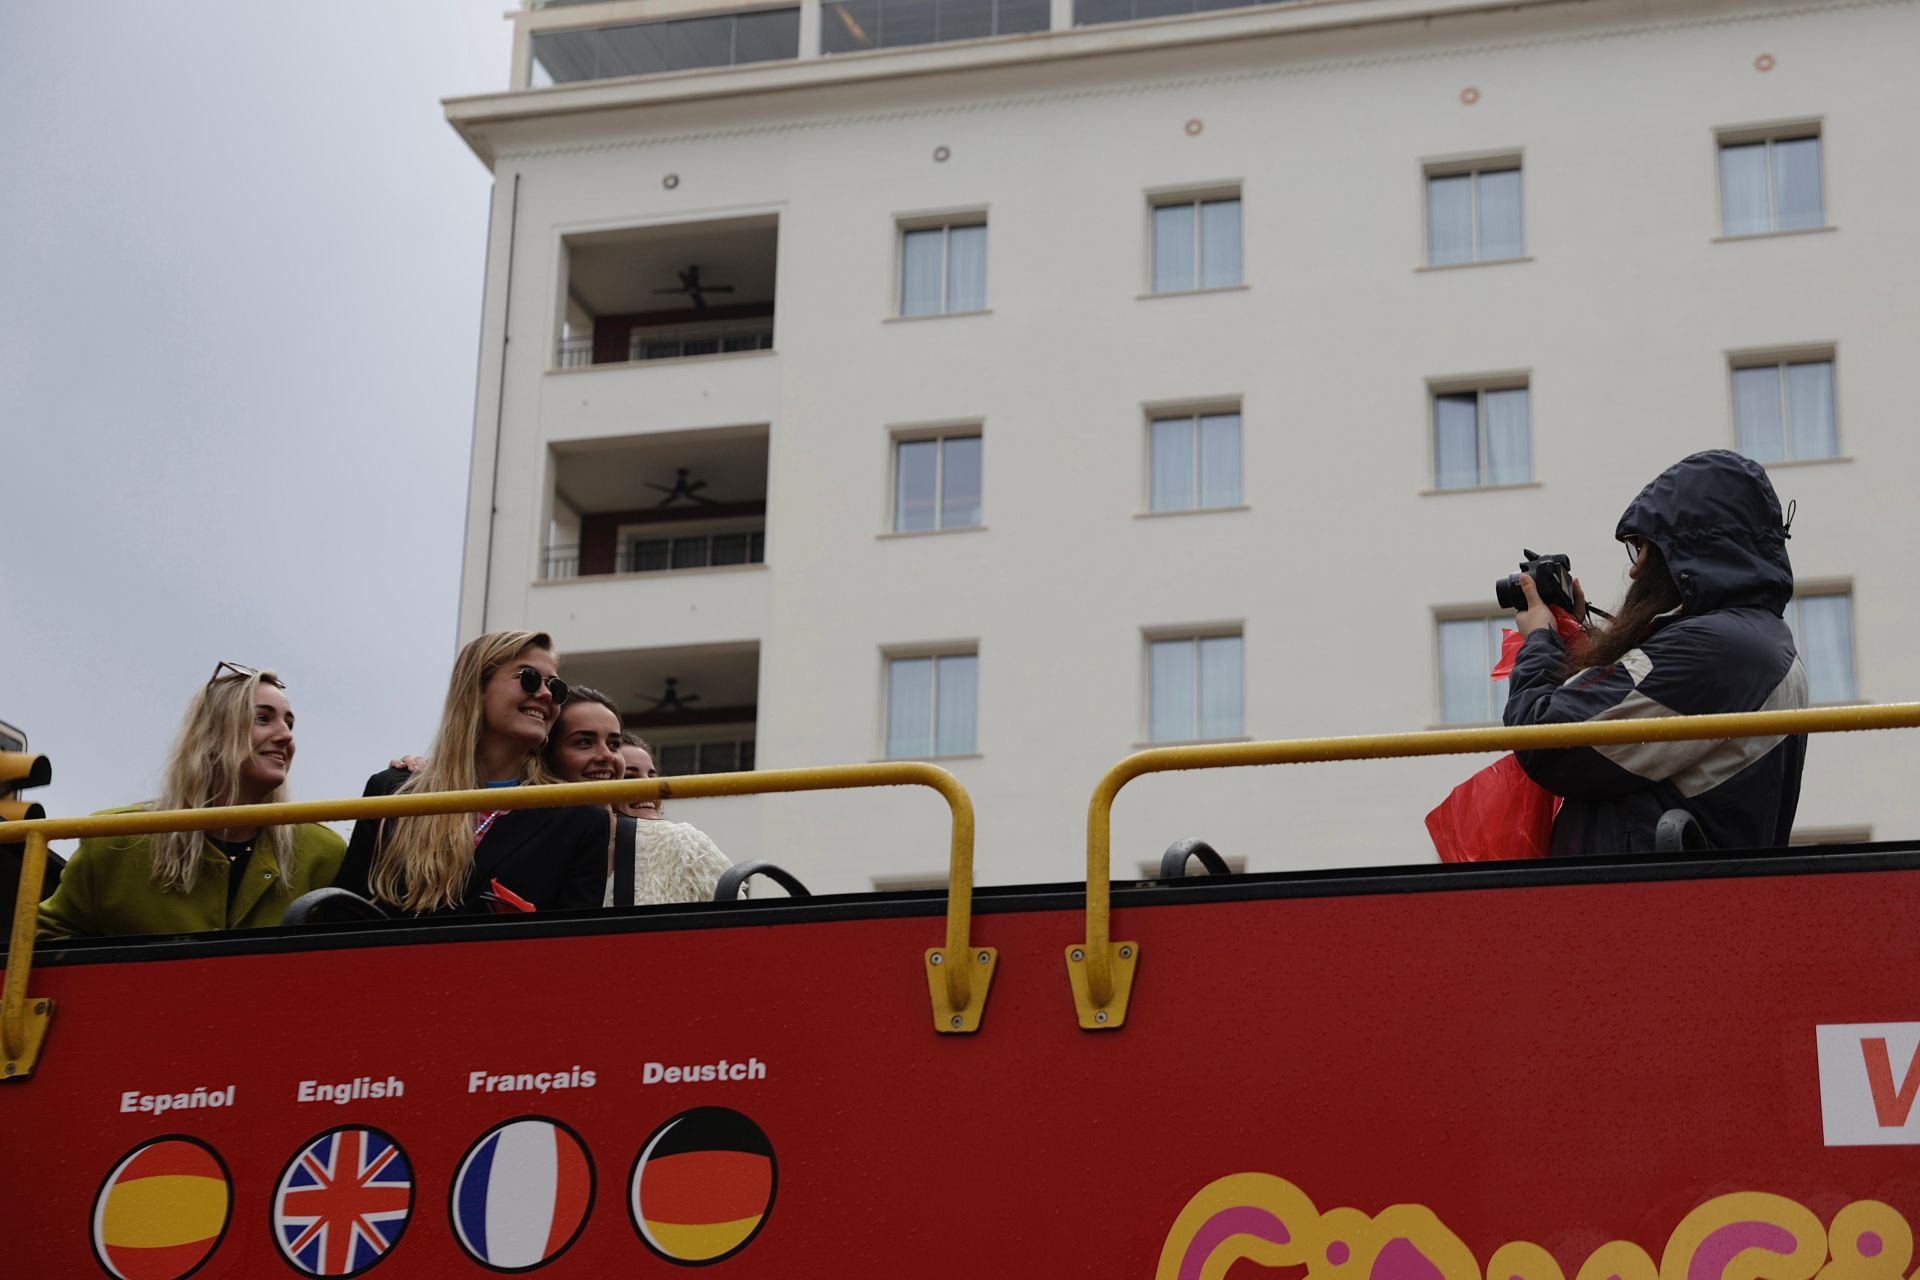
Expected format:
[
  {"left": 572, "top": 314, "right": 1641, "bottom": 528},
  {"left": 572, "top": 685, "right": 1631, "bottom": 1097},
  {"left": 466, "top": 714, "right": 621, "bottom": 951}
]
[{"left": 1514, "top": 572, "right": 1587, "bottom": 637}]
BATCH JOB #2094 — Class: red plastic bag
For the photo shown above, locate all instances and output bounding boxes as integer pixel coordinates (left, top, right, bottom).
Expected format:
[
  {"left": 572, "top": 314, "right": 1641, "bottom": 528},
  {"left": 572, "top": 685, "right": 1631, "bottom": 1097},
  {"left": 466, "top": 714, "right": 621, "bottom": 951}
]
[
  {"left": 1489, "top": 607, "right": 1587, "bottom": 680},
  {"left": 1424, "top": 754, "right": 1561, "bottom": 862}
]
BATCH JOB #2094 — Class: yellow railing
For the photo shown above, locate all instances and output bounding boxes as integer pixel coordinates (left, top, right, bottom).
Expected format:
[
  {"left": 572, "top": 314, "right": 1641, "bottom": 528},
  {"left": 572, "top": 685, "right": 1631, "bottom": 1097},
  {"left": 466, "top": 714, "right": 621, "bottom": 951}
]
[
  {"left": 0, "top": 763, "right": 991, "bottom": 1080},
  {"left": 1067, "top": 703, "right": 1920, "bottom": 1029}
]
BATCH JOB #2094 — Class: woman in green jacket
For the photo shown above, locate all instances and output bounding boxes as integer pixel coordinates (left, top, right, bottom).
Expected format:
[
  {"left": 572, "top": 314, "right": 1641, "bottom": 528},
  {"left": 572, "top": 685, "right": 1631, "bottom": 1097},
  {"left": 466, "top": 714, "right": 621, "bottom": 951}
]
[{"left": 37, "top": 663, "right": 345, "bottom": 939}]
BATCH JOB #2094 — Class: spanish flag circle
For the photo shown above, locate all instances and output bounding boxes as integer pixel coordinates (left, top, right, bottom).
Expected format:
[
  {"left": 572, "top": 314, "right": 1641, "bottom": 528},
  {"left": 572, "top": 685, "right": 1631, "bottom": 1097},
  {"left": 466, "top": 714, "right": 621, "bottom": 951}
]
[
  {"left": 90, "top": 1136, "right": 232, "bottom": 1280},
  {"left": 629, "top": 1108, "right": 776, "bottom": 1265}
]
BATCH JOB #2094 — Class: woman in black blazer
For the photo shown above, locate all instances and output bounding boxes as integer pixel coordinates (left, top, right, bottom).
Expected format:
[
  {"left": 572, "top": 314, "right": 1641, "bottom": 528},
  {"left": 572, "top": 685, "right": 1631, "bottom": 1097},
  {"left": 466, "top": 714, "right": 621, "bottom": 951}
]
[{"left": 336, "top": 630, "right": 609, "bottom": 916}]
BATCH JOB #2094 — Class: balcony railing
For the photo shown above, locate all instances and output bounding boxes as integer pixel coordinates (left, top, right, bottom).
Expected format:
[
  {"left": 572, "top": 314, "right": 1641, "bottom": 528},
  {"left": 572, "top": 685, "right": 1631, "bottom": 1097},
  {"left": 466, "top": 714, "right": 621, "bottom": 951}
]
[
  {"left": 554, "top": 325, "right": 774, "bottom": 370},
  {"left": 543, "top": 529, "right": 767, "bottom": 580}
]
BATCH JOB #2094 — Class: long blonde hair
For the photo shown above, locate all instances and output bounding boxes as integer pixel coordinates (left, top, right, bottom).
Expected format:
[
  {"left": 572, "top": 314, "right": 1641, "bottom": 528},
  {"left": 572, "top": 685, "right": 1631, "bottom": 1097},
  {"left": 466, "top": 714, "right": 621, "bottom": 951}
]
[
  {"left": 369, "top": 630, "right": 561, "bottom": 912},
  {"left": 144, "top": 669, "right": 295, "bottom": 893}
]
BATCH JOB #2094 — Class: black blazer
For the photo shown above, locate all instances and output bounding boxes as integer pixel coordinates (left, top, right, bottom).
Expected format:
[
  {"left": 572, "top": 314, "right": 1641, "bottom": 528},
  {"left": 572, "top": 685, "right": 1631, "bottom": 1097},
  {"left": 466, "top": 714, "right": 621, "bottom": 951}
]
[{"left": 336, "top": 768, "right": 609, "bottom": 916}]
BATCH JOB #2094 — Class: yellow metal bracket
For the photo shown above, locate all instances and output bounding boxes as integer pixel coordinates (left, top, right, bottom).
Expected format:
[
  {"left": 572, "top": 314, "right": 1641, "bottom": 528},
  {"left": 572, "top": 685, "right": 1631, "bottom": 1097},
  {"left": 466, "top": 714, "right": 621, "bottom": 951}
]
[
  {"left": 3, "top": 833, "right": 56, "bottom": 1081},
  {"left": 1078, "top": 701, "right": 1920, "bottom": 1032},
  {"left": 927, "top": 945, "right": 997, "bottom": 1033},
  {"left": 1065, "top": 938, "right": 1136, "bottom": 1029}
]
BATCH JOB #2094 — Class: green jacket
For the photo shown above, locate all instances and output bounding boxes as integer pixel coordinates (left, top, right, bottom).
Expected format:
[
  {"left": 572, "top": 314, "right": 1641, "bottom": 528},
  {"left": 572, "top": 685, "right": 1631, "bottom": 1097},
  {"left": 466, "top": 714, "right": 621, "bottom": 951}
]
[{"left": 37, "top": 808, "right": 347, "bottom": 940}]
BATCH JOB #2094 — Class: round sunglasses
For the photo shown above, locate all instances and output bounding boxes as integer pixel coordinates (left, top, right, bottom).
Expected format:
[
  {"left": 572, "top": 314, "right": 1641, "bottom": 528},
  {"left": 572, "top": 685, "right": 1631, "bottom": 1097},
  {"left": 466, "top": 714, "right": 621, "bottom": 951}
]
[{"left": 509, "top": 666, "right": 569, "bottom": 705}]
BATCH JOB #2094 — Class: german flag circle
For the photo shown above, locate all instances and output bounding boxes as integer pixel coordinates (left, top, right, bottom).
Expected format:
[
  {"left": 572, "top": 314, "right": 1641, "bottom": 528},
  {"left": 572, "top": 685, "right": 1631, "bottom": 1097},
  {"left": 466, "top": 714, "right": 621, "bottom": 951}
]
[
  {"left": 628, "top": 1108, "right": 776, "bottom": 1265},
  {"left": 90, "top": 1136, "right": 232, "bottom": 1280}
]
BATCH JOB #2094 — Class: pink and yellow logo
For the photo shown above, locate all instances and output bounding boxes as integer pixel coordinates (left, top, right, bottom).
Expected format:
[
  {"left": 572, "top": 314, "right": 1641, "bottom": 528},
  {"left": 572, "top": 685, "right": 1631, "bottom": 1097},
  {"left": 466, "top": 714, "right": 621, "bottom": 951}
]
[
  {"left": 1157, "top": 1173, "right": 1913, "bottom": 1280},
  {"left": 90, "top": 1137, "right": 232, "bottom": 1280}
]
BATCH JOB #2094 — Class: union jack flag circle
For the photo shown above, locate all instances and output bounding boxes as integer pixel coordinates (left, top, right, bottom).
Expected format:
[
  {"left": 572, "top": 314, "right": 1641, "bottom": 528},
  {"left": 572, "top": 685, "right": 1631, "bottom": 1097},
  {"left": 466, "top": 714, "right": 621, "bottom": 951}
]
[{"left": 272, "top": 1126, "right": 414, "bottom": 1277}]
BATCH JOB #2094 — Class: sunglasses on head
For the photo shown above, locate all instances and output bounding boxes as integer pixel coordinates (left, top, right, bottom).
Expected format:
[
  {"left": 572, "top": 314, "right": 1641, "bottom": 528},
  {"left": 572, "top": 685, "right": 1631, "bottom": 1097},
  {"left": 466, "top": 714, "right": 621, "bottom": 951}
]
[
  {"left": 511, "top": 666, "right": 569, "bottom": 705},
  {"left": 207, "top": 660, "right": 260, "bottom": 689}
]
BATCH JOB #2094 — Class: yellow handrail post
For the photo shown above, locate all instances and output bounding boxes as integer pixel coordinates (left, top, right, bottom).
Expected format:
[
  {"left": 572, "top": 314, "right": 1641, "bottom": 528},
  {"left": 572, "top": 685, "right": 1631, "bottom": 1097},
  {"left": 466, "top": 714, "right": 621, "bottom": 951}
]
[
  {"left": 2, "top": 832, "right": 56, "bottom": 1079},
  {"left": 1072, "top": 702, "right": 1920, "bottom": 1030}
]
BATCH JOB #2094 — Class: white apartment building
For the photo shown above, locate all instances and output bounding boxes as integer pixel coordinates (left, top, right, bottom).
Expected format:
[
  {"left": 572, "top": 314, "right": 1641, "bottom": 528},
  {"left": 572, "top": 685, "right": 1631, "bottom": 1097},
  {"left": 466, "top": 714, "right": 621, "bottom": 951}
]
[{"left": 446, "top": 0, "right": 1920, "bottom": 893}]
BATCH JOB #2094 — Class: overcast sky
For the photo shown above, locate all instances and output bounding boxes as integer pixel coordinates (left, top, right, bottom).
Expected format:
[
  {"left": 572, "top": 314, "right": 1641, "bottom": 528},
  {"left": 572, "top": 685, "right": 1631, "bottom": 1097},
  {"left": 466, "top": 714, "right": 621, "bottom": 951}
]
[{"left": 1, "top": 3, "right": 513, "bottom": 832}]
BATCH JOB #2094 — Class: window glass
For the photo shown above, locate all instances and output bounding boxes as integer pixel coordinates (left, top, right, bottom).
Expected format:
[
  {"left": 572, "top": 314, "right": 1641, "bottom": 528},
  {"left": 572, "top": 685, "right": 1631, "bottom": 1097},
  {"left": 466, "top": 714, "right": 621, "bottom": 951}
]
[
  {"left": 941, "top": 436, "right": 983, "bottom": 528},
  {"left": 735, "top": 7, "right": 801, "bottom": 61},
  {"left": 946, "top": 224, "right": 988, "bottom": 312},
  {"left": 1197, "top": 635, "right": 1244, "bottom": 740},
  {"left": 1150, "top": 417, "right": 1196, "bottom": 512},
  {"left": 1148, "top": 639, "right": 1196, "bottom": 743},
  {"left": 895, "top": 439, "right": 939, "bottom": 532},
  {"left": 901, "top": 228, "right": 944, "bottom": 316},
  {"left": 1440, "top": 618, "right": 1506, "bottom": 724},
  {"left": 934, "top": 654, "right": 979, "bottom": 755},
  {"left": 940, "top": 0, "right": 995, "bottom": 41},
  {"left": 1433, "top": 393, "right": 1480, "bottom": 490},
  {"left": 1732, "top": 365, "right": 1786, "bottom": 462},
  {"left": 1482, "top": 388, "right": 1530, "bottom": 486},
  {"left": 887, "top": 657, "right": 934, "bottom": 757},
  {"left": 1198, "top": 199, "right": 1242, "bottom": 289},
  {"left": 822, "top": 0, "right": 880, "bottom": 50},
  {"left": 1152, "top": 203, "right": 1196, "bottom": 293},
  {"left": 1198, "top": 413, "right": 1242, "bottom": 508},
  {"left": 666, "top": 15, "right": 735, "bottom": 69},
  {"left": 1720, "top": 141, "right": 1772, "bottom": 235},
  {"left": 1426, "top": 174, "right": 1474, "bottom": 265},
  {"left": 1785, "top": 360, "right": 1837, "bottom": 459},
  {"left": 1788, "top": 595, "right": 1856, "bottom": 703},
  {"left": 1477, "top": 168, "right": 1524, "bottom": 260},
  {"left": 1772, "top": 136, "right": 1823, "bottom": 230}
]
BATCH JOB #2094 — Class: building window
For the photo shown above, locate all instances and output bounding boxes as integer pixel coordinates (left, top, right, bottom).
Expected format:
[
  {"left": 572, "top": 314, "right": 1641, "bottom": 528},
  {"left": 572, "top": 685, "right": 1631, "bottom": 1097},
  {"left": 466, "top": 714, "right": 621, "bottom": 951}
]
[
  {"left": 1151, "top": 195, "right": 1242, "bottom": 293},
  {"left": 620, "top": 527, "right": 766, "bottom": 573},
  {"left": 655, "top": 738, "right": 757, "bottom": 775},
  {"left": 893, "top": 433, "right": 982, "bottom": 532},
  {"left": 1425, "top": 162, "right": 1523, "bottom": 265},
  {"left": 823, "top": 0, "right": 1049, "bottom": 53},
  {"left": 1732, "top": 355, "right": 1838, "bottom": 463},
  {"left": 1719, "top": 129, "right": 1824, "bottom": 236},
  {"left": 1148, "top": 633, "right": 1242, "bottom": 743},
  {"left": 1149, "top": 410, "right": 1241, "bottom": 512},
  {"left": 1785, "top": 592, "right": 1856, "bottom": 703},
  {"left": 1438, "top": 616, "right": 1510, "bottom": 724},
  {"left": 531, "top": 9, "right": 801, "bottom": 85},
  {"left": 1432, "top": 383, "right": 1530, "bottom": 490},
  {"left": 887, "top": 652, "right": 979, "bottom": 757},
  {"left": 900, "top": 221, "right": 987, "bottom": 316}
]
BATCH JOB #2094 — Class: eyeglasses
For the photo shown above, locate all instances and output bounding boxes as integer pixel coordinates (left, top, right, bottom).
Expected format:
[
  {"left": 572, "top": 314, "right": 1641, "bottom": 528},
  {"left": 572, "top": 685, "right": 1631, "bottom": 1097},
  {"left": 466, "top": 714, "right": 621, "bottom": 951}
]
[
  {"left": 1624, "top": 535, "right": 1648, "bottom": 565},
  {"left": 511, "top": 666, "right": 569, "bottom": 705},
  {"left": 207, "top": 660, "right": 260, "bottom": 689}
]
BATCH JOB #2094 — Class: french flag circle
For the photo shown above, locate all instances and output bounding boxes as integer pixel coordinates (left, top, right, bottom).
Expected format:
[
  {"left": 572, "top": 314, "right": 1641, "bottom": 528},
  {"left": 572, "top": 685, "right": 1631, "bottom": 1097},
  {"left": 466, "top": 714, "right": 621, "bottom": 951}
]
[{"left": 450, "top": 1118, "right": 595, "bottom": 1271}]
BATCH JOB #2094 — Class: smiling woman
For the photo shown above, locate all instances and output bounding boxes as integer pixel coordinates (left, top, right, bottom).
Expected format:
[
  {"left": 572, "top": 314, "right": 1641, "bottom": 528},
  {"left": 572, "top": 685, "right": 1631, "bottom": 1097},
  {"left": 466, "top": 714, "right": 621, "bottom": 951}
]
[
  {"left": 333, "top": 630, "right": 610, "bottom": 916},
  {"left": 37, "top": 665, "right": 347, "bottom": 939}
]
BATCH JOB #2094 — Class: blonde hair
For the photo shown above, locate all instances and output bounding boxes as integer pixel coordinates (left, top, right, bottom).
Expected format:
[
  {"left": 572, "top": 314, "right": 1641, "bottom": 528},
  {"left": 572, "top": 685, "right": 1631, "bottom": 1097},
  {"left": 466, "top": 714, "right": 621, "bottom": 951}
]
[
  {"left": 144, "top": 669, "right": 295, "bottom": 893},
  {"left": 370, "top": 630, "right": 560, "bottom": 912}
]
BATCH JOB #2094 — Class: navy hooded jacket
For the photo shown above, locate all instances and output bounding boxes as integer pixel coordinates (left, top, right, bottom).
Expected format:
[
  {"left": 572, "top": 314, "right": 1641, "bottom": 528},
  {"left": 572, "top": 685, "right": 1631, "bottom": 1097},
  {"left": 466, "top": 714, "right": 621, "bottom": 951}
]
[{"left": 1503, "top": 450, "right": 1808, "bottom": 856}]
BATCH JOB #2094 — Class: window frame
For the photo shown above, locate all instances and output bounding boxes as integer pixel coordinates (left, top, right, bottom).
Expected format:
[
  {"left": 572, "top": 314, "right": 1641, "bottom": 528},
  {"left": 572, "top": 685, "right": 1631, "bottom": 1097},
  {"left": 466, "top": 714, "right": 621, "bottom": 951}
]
[
  {"left": 1145, "top": 185, "right": 1244, "bottom": 295},
  {"left": 1144, "top": 401, "right": 1244, "bottom": 514},
  {"left": 888, "top": 425, "right": 984, "bottom": 534},
  {"left": 1421, "top": 153, "right": 1525, "bottom": 266},
  {"left": 1426, "top": 373, "right": 1533, "bottom": 492},
  {"left": 1714, "top": 121, "right": 1827, "bottom": 237},
  {"left": 1143, "top": 627, "right": 1246, "bottom": 745},
  {"left": 896, "top": 213, "right": 989, "bottom": 318},
  {"left": 1727, "top": 345, "right": 1841, "bottom": 464},
  {"left": 1434, "top": 611, "right": 1514, "bottom": 726},
  {"left": 882, "top": 646, "right": 982, "bottom": 760}
]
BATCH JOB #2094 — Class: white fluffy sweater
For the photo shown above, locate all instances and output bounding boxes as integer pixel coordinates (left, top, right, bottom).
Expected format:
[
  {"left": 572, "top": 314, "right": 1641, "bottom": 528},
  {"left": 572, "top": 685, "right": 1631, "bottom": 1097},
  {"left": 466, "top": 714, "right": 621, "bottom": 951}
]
[{"left": 603, "top": 819, "right": 732, "bottom": 907}]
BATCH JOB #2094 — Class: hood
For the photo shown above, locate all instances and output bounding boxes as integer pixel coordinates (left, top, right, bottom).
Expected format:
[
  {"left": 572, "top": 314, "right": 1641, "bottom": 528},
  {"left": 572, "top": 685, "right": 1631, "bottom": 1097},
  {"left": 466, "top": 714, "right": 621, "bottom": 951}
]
[{"left": 1615, "top": 450, "right": 1794, "bottom": 615}]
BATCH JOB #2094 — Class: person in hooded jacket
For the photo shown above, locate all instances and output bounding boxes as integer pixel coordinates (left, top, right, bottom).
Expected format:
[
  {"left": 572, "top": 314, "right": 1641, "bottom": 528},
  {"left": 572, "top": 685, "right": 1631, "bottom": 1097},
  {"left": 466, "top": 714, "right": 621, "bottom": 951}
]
[{"left": 1505, "top": 450, "right": 1808, "bottom": 856}]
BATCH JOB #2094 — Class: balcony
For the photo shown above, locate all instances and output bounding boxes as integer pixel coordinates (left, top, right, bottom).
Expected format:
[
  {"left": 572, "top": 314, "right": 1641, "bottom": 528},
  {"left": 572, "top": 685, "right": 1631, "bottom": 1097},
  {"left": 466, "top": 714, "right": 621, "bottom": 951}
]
[{"left": 543, "top": 424, "right": 772, "bottom": 640}]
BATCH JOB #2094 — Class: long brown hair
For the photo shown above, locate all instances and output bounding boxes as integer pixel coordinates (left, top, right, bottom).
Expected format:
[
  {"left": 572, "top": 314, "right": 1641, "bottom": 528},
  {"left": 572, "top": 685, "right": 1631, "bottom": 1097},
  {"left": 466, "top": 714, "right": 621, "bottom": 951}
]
[
  {"left": 1569, "top": 543, "right": 1684, "bottom": 674},
  {"left": 371, "top": 630, "right": 560, "bottom": 912}
]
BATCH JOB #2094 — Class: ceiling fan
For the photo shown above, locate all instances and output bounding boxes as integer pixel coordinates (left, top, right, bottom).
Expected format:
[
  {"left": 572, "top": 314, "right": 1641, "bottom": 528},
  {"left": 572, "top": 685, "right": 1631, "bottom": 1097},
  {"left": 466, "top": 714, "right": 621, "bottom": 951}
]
[
  {"left": 654, "top": 265, "right": 736, "bottom": 310},
  {"left": 646, "top": 467, "right": 719, "bottom": 507},
  {"left": 635, "top": 678, "right": 701, "bottom": 714}
]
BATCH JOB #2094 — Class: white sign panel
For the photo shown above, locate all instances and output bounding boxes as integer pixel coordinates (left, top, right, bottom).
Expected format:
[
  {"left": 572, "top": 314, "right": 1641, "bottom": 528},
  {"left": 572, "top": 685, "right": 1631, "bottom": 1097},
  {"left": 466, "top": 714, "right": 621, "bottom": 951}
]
[{"left": 1817, "top": 1022, "right": 1920, "bottom": 1146}]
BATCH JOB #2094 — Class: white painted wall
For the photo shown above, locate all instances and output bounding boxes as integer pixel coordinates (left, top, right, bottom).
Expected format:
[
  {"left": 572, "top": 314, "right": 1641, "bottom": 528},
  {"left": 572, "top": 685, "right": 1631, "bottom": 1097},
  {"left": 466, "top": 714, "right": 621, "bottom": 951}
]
[{"left": 453, "top": 0, "right": 1920, "bottom": 892}]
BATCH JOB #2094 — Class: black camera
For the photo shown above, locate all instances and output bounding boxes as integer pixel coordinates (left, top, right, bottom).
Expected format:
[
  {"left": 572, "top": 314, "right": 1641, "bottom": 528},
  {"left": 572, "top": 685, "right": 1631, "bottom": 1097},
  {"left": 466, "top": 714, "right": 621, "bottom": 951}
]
[{"left": 1496, "top": 549, "right": 1576, "bottom": 613}]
